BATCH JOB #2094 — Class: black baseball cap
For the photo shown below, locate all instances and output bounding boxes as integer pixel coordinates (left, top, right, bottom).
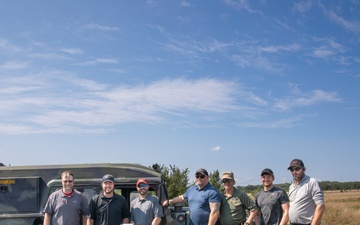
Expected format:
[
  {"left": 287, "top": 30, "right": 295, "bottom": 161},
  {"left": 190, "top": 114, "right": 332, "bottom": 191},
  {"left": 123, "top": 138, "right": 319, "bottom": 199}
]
[
  {"left": 287, "top": 159, "right": 305, "bottom": 170},
  {"left": 102, "top": 174, "right": 114, "bottom": 183},
  {"left": 195, "top": 168, "right": 208, "bottom": 176},
  {"left": 261, "top": 168, "right": 274, "bottom": 176}
]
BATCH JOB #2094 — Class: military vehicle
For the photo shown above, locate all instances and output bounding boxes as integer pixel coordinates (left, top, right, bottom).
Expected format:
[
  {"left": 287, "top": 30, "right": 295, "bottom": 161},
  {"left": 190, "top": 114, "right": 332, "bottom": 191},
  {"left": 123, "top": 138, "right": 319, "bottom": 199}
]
[{"left": 0, "top": 163, "right": 188, "bottom": 225}]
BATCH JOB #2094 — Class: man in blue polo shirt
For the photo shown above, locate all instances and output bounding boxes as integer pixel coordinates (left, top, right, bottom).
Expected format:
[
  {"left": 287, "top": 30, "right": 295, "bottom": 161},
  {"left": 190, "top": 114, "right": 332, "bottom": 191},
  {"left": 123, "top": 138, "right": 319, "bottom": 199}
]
[{"left": 163, "top": 168, "right": 221, "bottom": 225}]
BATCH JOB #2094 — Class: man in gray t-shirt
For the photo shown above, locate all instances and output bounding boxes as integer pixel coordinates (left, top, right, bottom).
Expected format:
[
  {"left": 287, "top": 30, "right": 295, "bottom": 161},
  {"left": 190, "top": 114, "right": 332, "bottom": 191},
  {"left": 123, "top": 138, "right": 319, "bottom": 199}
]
[
  {"left": 255, "top": 168, "right": 289, "bottom": 225},
  {"left": 130, "top": 178, "right": 163, "bottom": 225},
  {"left": 287, "top": 159, "right": 325, "bottom": 225}
]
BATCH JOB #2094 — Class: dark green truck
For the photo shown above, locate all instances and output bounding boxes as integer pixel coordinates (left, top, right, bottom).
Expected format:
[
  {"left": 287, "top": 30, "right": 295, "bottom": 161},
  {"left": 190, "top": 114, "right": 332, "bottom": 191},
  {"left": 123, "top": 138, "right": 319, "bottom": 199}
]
[{"left": 0, "top": 163, "right": 188, "bottom": 225}]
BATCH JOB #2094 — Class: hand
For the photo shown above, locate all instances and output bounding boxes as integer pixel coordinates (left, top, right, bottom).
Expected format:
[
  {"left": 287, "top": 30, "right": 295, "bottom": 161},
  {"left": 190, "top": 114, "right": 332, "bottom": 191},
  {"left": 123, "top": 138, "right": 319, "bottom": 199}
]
[{"left": 162, "top": 200, "right": 170, "bottom": 207}]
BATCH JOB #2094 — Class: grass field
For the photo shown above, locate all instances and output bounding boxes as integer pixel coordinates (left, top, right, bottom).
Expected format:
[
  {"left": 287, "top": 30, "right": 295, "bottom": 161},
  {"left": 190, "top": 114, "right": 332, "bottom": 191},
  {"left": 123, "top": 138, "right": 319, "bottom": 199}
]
[{"left": 321, "top": 190, "right": 360, "bottom": 225}]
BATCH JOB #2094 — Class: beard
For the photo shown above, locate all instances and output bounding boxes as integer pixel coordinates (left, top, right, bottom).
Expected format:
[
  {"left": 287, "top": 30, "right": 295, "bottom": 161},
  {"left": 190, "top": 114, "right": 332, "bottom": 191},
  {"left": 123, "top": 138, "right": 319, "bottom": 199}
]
[
  {"left": 293, "top": 173, "right": 304, "bottom": 182},
  {"left": 104, "top": 188, "right": 113, "bottom": 195},
  {"left": 139, "top": 189, "right": 148, "bottom": 195},
  {"left": 263, "top": 182, "right": 272, "bottom": 187}
]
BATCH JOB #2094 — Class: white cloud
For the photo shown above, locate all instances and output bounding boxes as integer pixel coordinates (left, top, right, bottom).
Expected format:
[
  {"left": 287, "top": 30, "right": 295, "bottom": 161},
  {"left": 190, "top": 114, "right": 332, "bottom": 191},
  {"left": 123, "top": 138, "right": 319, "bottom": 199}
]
[
  {"left": 0, "top": 61, "right": 28, "bottom": 70},
  {"left": 211, "top": 146, "right": 221, "bottom": 151},
  {"left": 181, "top": 1, "right": 190, "bottom": 7},
  {"left": 327, "top": 11, "right": 360, "bottom": 33},
  {"left": 239, "top": 115, "right": 306, "bottom": 129},
  {"left": 61, "top": 48, "right": 83, "bottom": 55},
  {"left": 28, "top": 52, "right": 70, "bottom": 60},
  {"left": 0, "top": 71, "right": 343, "bottom": 134},
  {"left": 312, "top": 49, "right": 335, "bottom": 58},
  {"left": 84, "top": 23, "right": 119, "bottom": 31},
  {"left": 259, "top": 44, "right": 300, "bottom": 53},
  {"left": 0, "top": 38, "right": 22, "bottom": 52},
  {"left": 223, "top": 0, "right": 265, "bottom": 17},
  {"left": 79, "top": 58, "right": 118, "bottom": 65},
  {"left": 274, "top": 90, "right": 341, "bottom": 111},
  {"left": 0, "top": 75, "right": 241, "bottom": 134},
  {"left": 293, "top": 1, "right": 312, "bottom": 13}
]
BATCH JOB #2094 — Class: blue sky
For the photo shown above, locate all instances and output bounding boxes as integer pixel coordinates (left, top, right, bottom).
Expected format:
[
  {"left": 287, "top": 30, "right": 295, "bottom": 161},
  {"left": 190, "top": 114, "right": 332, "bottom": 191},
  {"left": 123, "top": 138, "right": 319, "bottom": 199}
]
[{"left": 0, "top": 0, "right": 359, "bottom": 186}]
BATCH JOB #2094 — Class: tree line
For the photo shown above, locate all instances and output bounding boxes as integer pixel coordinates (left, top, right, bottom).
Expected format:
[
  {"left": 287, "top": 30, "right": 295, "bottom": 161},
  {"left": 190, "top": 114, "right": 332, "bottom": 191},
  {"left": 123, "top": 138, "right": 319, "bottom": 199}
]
[{"left": 151, "top": 163, "right": 360, "bottom": 198}]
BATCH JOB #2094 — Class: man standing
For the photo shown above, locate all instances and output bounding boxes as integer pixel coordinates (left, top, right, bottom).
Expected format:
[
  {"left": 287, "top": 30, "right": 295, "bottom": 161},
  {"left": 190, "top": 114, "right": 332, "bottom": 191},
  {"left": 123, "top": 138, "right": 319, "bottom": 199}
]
[
  {"left": 130, "top": 178, "right": 163, "bottom": 225},
  {"left": 43, "top": 170, "right": 89, "bottom": 225},
  {"left": 87, "top": 174, "right": 130, "bottom": 225},
  {"left": 255, "top": 168, "right": 289, "bottom": 225},
  {"left": 287, "top": 159, "right": 325, "bottom": 225},
  {"left": 163, "top": 168, "right": 221, "bottom": 225},
  {"left": 220, "top": 172, "right": 258, "bottom": 225}
]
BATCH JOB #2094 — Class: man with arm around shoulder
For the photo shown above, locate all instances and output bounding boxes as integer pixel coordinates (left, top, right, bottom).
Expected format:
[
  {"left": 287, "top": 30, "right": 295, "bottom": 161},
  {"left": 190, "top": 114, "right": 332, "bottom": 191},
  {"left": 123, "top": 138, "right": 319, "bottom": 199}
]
[{"left": 162, "top": 168, "right": 221, "bottom": 225}]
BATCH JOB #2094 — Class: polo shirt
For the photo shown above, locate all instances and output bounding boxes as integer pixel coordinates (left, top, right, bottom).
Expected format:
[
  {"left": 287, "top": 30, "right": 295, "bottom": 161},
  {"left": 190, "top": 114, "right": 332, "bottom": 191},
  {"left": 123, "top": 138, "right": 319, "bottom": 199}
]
[
  {"left": 130, "top": 193, "right": 164, "bottom": 225},
  {"left": 89, "top": 192, "right": 131, "bottom": 225},
  {"left": 43, "top": 189, "right": 89, "bottom": 225},
  {"left": 220, "top": 188, "right": 257, "bottom": 225},
  {"left": 288, "top": 175, "right": 324, "bottom": 224},
  {"left": 183, "top": 183, "right": 221, "bottom": 225}
]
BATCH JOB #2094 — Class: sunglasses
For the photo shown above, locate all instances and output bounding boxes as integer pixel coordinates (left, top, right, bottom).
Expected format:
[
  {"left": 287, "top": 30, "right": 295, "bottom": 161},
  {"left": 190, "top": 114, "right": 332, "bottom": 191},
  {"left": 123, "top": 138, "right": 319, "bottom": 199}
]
[
  {"left": 138, "top": 183, "right": 148, "bottom": 188},
  {"left": 195, "top": 174, "right": 206, "bottom": 179},
  {"left": 221, "top": 179, "right": 232, "bottom": 183},
  {"left": 63, "top": 180, "right": 73, "bottom": 183},
  {"left": 290, "top": 167, "right": 302, "bottom": 172}
]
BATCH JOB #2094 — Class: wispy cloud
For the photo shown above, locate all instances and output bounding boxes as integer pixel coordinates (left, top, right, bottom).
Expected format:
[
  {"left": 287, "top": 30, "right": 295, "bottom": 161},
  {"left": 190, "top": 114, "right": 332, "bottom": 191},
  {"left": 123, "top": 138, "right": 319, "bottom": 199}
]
[
  {"left": 83, "top": 23, "right": 119, "bottom": 31},
  {"left": 259, "top": 43, "right": 300, "bottom": 53},
  {"left": 0, "top": 75, "right": 241, "bottom": 134},
  {"left": 0, "top": 61, "right": 28, "bottom": 70},
  {"left": 0, "top": 38, "right": 22, "bottom": 52},
  {"left": 310, "top": 38, "right": 347, "bottom": 59},
  {"left": 211, "top": 146, "right": 221, "bottom": 151},
  {"left": 311, "top": 49, "right": 335, "bottom": 58},
  {"left": 274, "top": 89, "right": 341, "bottom": 111},
  {"left": 181, "top": 1, "right": 190, "bottom": 7},
  {"left": 79, "top": 58, "right": 118, "bottom": 65},
  {"left": 239, "top": 115, "right": 306, "bottom": 129},
  {"left": 28, "top": 52, "right": 71, "bottom": 60},
  {"left": 61, "top": 48, "right": 83, "bottom": 55},
  {"left": 223, "top": 0, "right": 265, "bottom": 17},
  {"left": 327, "top": 10, "right": 360, "bottom": 33},
  {"left": 293, "top": 1, "right": 312, "bottom": 13},
  {"left": 0, "top": 71, "right": 342, "bottom": 135}
]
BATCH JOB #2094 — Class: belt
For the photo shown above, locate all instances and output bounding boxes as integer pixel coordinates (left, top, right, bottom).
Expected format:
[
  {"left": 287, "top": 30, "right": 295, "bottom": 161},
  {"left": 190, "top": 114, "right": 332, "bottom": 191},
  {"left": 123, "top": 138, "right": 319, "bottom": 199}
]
[{"left": 291, "top": 223, "right": 310, "bottom": 225}]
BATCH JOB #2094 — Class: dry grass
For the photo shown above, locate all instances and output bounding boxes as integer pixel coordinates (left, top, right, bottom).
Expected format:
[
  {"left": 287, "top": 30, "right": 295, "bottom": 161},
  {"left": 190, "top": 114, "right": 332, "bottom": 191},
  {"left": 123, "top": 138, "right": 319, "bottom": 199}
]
[{"left": 321, "top": 190, "right": 360, "bottom": 225}]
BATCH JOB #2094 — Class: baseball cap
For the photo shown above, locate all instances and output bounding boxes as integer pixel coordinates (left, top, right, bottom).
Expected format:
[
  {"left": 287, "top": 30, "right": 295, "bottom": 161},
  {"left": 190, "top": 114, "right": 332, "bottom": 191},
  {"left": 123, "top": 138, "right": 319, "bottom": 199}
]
[
  {"left": 287, "top": 159, "right": 305, "bottom": 170},
  {"left": 221, "top": 172, "right": 234, "bottom": 180},
  {"left": 261, "top": 168, "right": 274, "bottom": 176},
  {"left": 102, "top": 174, "right": 114, "bottom": 183},
  {"left": 136, "top": 178, "right": 149, "bottom": 187},
  {"left": 195, "top": 168, "right": 208, "bottom": 176}
]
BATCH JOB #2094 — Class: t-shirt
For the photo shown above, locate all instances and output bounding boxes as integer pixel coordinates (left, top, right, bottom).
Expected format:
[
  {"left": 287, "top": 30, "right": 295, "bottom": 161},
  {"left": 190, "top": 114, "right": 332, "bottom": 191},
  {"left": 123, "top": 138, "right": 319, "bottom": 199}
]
[
  {"left": 288, "top": 175, "right": 324, "bottom": 224},
  {"left": 255, "top": 187, "right": 289, "bottom": 225},
  {"left": 183, "top": 183, "right": 221, "bottom": 225},
  {"left": 130, "top": 194, "right": 164, "bottom": 225},
  {"left": 89, "top": 192, "right": 131, "bottom": 225},
  {"left": 43, "top": 189, "right": 89, "bottom": 225}
]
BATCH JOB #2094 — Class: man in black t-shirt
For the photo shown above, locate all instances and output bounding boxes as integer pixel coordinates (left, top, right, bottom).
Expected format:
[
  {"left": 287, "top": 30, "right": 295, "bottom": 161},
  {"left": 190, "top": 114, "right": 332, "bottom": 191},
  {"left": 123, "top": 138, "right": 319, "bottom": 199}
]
[{"left": 87, "top": 174, "right": 130, "bottom": 225}]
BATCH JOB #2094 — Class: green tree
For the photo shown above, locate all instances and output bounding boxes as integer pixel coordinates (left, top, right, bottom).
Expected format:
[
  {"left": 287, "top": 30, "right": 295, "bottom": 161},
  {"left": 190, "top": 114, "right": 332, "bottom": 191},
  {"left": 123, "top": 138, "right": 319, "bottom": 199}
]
[
  {"left": 152, "top": 163, "right": 189, "bottom": 198},
  {"left": 209, "top": 169, "right": 222, "bottom": 192}
]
